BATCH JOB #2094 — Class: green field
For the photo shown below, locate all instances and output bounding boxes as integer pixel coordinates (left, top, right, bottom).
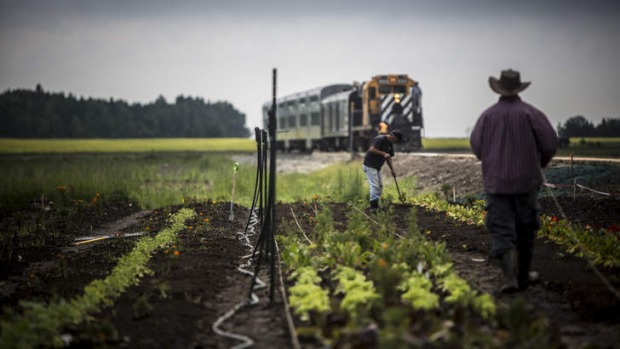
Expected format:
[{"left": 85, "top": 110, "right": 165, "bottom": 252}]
[
  {"left": 0, "top": 138, "right": 256, "bottom": 154},
  {"left": 0, "top": 153, "right": 244, "bottom": 209},
  {"left": 0, "top": 151, "right": 411, "bottom": 210},
  {"left": 0, "top": 137, "right": 617, "bottom": 210},
  {"left": 556, "top": 137, "right": 620, "bottom": 157},
  {"left": 422, "top": 137, "right": 620, "bottom": 157},
  {"left": 1, "top": 137, "right": 619, "bottom": 157},
  {"left": 421, "top": 137, "right": 471, "bottom": 150},
  {"left": 0, "top": 138, "right": 472, "bottom": 154},
  {"left": 0, "top": 146, "right": 387, "bottom": 210}
]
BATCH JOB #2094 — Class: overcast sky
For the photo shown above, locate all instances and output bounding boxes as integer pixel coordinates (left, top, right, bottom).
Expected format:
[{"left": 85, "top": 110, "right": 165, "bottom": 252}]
[{"left": 1, "top": 0, "right": 619, "bottom": 137}]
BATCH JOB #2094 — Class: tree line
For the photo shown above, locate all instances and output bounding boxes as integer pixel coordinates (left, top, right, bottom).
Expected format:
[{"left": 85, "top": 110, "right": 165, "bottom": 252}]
[
  {"left": 0, "top": 85, "right": 251, "bottom": 138},
  {"left": 557, "top": 115, "right": 620, "bottom": 138}
]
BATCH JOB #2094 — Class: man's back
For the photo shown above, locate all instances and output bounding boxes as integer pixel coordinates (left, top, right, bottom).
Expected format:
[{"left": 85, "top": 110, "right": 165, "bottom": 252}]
[{"left": 470, "top": 96, "right": 557, "bottom": 194}]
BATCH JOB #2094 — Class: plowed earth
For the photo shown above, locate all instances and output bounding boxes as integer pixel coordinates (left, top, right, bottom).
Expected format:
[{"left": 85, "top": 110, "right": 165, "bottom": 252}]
[{"left": 0, "top": 153, "right": 618, "bottom": 348}]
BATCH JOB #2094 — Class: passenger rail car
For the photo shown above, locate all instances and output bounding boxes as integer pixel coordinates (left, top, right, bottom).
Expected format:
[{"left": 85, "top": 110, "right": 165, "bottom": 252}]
[{"left": 262, "top": 74, "right": 423, "bottom": 152}]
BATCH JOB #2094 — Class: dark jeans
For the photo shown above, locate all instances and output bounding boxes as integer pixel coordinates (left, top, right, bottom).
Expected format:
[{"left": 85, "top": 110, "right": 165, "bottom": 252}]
[{"left": 484, "top": 189, "right": 541, "bottom": 258}]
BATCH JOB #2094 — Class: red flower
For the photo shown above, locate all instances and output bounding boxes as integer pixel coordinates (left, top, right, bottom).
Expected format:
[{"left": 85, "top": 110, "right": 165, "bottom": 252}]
[{"left": 606, "top": 224, "right": 620, "bottom": 233}]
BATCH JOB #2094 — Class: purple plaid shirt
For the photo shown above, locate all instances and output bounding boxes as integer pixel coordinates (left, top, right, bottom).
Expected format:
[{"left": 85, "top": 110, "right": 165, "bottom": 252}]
[{"left": 470, "top": 96, "right": 558, "bottom": 194}]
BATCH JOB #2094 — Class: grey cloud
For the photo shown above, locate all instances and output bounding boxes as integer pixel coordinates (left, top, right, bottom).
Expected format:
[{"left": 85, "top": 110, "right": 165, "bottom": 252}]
[{"left": 2, "top": 0, "right": 619, "bottom": 20}]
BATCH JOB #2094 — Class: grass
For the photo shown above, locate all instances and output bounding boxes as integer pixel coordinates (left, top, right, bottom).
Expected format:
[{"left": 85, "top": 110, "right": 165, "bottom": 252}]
[
  {"left": 1, "top": 137, "right": 618, "bottom": 157},
  {"left": 0, "top": 136, "right": 617, "bottom": 210},
  {"left": 0, "top": 136, "right": 414, "bottom": 210},
  {"left": 0, "top": 152, "right": 413, "bottom": 210},
  {"left": 278, "top": 159, "right": 417, "bottom": 203},
  {"left": 555, "top": 137, "right": 620, "bottom": 157},
  {"left": 0, "top": 153, "right": 257, "bottom": 209},
  {"left": 422, "top": 137, "right": 620, "bottom": 158},
  {"left": 422, "top": 138, "right": 471, "bottom": 150},
  {"left": 0, "top": 136, "right": 254, "bottom": 211},
  {"left": 0, "top": 138, "right": 256, "bottom": 154}
]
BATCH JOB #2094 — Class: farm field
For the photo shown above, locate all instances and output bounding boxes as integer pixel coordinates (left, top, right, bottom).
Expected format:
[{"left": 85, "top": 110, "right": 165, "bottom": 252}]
[
  {"left": 0, "top": 148, "right": 619, "bottom": 348},
  {"left": 0, "top": 138, "right": 257, "bottom": 154},
  {"left": 2, "top": 137, "right": 620, "bottom": 158}
]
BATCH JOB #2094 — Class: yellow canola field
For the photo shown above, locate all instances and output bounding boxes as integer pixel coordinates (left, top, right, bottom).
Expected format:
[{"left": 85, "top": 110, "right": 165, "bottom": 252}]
[{"left": 0, "top": 138, "right": 256, "bottom": 154}]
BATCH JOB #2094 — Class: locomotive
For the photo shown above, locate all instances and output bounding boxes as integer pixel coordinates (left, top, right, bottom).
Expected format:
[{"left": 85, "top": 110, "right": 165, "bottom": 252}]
[{"left": 262, "top": 74, "right": 423, "bottom": 152}]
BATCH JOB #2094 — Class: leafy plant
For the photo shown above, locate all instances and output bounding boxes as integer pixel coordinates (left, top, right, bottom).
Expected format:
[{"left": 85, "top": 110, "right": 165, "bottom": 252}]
[
  {"left": 538, "top": 216, "right": 620, "bottom": 268},
  {"left": 288, "top": 267, "right": 331, "bottom": 322},
  {"left": 398, "top": 272, "right": 439, "bottom": 311},
  {"left": 334, "top": 267, "right": 380, "bottom": 323},
  {"left": 277, "top": 235, "right": 314, "bottom": 270}
]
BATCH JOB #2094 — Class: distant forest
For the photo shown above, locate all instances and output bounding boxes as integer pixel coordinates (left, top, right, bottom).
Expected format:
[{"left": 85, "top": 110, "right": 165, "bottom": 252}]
[
  {"left": 0, "top": 85, "right": 250, "bottom": 138},
  {"left": 557, "top": 116, "right": 620, "bottom": 138}
]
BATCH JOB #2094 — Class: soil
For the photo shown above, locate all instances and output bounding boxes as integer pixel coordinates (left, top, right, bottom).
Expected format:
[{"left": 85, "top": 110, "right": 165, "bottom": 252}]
[{"left": 0, "top": 152, "right": 619, "bottom": 348}]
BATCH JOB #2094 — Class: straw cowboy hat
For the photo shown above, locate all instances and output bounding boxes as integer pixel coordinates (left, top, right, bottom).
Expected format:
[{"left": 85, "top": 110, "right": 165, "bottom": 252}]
[{"left": 489, "top": 69, "right": 530, "bottom": 96}]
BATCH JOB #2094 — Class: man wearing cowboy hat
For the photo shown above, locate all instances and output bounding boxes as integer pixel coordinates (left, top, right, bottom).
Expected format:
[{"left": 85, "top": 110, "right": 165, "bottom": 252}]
[{"left": 470, "top": 69, "right": 558, "bottom": 293}]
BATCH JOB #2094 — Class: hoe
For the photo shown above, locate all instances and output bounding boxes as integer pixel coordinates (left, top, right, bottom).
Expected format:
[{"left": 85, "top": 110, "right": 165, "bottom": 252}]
[{"left": 392, "top": 173, "right": 406, "bottom": 204}]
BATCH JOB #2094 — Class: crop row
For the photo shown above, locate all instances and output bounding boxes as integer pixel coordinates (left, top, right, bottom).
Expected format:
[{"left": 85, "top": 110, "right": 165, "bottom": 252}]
[
  {"left": 278, "top": 204, "right": 556, "bottom": 347},
  {"left": 0, "top": 208, "right": 195, "bottom": 349},
  {"left": 413, "top": 194, "right": 620, "bottom": 268}
]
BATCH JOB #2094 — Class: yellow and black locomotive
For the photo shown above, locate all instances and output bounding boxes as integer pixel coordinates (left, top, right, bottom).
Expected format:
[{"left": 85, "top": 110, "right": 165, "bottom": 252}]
[{"left": 262, "top": 74, "right": 423, "bottom": 152}]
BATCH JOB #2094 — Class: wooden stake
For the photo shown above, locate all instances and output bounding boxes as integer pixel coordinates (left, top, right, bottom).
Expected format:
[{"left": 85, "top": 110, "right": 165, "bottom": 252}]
[{"left": 573, "top": 178, "right": 577, "bottom": 201}]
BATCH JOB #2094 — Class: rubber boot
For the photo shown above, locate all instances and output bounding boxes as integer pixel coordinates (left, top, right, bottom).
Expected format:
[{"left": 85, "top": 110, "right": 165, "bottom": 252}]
[
  {"left": 499, "top": 249, "right": 519, "bottom": 293},
  {"left": 369, "top": 200, "right": 379, "bottom": 211},
  {"left": 518, "top": 249, "right": 539, "bottom": 290}
]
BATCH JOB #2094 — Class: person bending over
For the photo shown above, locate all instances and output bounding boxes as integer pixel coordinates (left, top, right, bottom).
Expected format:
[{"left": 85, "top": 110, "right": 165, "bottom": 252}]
[{"left": 363, "top": 129, "right": 403, "bottom": 211}]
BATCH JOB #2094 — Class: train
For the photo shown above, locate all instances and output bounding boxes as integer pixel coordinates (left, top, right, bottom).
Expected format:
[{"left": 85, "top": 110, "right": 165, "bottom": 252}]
[{"left": 262, "top": 74, "right": 423, "bottom": 152}]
